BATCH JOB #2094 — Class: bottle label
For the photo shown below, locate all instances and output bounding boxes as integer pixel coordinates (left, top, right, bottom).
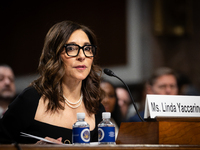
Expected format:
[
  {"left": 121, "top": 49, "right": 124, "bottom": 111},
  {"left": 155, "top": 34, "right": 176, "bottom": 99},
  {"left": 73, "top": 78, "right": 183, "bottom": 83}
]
[
  {"left": 98, "top": 126, "right": 115, "bottom": 142},
  {"left": 72, "top": 127, "right": 90, "bottom": 144}
]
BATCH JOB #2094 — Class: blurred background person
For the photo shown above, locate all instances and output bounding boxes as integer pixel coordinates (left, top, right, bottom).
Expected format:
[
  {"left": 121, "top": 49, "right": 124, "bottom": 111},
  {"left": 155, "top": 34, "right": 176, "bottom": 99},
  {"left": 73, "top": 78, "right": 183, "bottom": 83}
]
[
  {"left": 177, "top": 72, "right": 200, "bottom": 96},
  {"left": 116, "top": 87, "right": 133, "bottom": 121},
  {"left": 100, "top": 79, "right": 122, "bottom": 138},
  {"left": 0, "top": 64, "right": 16, "bottom": 118},
  {"left": 146, "top": 67, "right": 178, "bottom": 95},
  {"left": 128, "top": 67, "right": 178, "bottom": 122}
]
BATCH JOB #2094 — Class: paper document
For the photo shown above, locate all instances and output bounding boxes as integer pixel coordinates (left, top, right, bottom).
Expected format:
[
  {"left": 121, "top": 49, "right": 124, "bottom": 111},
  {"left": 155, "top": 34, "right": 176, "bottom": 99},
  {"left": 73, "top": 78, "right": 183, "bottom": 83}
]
[
  {"left": 20, "top": 132, "right": 99, "bottom": 145},
  {"left": 20, "top": 132, "right": 60, "bottom": 144}
]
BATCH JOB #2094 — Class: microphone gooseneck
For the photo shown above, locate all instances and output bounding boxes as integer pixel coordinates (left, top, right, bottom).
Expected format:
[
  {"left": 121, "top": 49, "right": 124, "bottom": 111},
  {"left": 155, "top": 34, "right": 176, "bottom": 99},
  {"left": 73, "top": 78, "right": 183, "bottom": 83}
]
[{"left": 103, "top": 68, "right": 145, "bottom": 122}]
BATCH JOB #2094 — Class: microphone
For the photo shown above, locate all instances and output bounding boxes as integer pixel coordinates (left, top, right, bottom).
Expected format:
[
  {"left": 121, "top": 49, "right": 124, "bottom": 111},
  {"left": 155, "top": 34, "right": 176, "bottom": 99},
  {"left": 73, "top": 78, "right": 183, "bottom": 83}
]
[{"left": 103, "top": 68, "right": 145, "bottom": 122}]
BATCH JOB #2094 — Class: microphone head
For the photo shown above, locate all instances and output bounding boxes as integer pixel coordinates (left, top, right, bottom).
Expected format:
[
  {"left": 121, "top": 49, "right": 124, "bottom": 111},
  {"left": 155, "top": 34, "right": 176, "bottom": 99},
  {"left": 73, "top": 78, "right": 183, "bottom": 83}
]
[{"left": 103, "top": 68, "right": 115, "bottom": 77}]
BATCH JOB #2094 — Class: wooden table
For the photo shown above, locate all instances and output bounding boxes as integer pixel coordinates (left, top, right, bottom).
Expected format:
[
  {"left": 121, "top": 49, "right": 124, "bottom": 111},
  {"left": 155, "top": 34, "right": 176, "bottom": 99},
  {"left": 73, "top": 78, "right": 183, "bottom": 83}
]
[{"left": 1, "top": 144, "right": 200, "bottom": 150}]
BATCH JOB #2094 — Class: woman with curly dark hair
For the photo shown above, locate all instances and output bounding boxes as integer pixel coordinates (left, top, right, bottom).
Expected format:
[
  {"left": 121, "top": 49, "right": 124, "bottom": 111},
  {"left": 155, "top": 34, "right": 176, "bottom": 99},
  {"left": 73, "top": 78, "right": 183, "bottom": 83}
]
[
  {"left": 100, "top": 79, "right": 122, "bottom": 139},
  {"left": 0, "top": 21, "right": 105, "bottom": 144}
]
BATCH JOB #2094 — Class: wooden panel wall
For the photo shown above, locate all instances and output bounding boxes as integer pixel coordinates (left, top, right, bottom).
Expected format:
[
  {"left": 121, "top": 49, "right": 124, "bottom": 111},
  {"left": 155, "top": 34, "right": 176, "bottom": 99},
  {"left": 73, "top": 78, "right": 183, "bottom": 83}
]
[{"left": 0, "top": 0, "right": 126, "bottom": 75}]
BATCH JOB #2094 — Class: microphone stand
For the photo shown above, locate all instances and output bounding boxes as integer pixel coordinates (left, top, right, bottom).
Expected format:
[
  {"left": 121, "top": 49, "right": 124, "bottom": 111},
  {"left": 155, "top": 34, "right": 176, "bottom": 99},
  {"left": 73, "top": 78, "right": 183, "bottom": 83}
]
[{"left": 104, "top": 69, "right": 145, "bottom": 122}]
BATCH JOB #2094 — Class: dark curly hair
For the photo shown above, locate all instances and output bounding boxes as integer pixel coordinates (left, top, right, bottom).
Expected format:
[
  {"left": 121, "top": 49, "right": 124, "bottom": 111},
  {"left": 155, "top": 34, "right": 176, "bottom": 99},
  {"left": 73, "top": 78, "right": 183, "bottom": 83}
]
[
  {"left": 100, "top": 79, "right": 122, "bottom": 128},
  {"left": 31, "top": 21, "right": 103, "bottom": 114}
]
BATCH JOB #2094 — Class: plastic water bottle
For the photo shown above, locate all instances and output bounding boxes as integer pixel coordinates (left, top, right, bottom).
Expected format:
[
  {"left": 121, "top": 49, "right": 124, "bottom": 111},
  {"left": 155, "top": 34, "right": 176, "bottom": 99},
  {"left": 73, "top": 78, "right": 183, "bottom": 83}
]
[
  {"left": 72, "top": 113, "right": 90, "bottom": 144},
  {"left": 98, "top": 112, "right": 115, "bottom": 144}
]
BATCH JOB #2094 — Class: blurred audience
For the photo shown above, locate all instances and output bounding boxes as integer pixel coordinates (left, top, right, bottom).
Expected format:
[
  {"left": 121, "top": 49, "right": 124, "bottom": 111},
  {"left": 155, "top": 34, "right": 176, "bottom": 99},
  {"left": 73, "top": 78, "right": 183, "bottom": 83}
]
[
  {"left": 0, "top": 64, "right": 16, "bottom": 118},
  {"left": 100, "top": 79, "right": 122, "bottom": 138},
  {"left": 177, "top": 73, "right": 200, "bottom": 96},
  {"left": 128, "top": 67, "right": 178, "bottom": 122},
  {"left": 116, "top": 87, "right": 132, "bottom": 121},
  {"left": 146, "top": 67, "right": 178, "bottom": 95}
]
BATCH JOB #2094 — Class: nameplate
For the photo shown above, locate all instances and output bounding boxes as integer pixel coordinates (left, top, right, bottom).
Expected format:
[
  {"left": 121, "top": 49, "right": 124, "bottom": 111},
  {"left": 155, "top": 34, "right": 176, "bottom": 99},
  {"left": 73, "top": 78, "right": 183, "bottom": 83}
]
[{"left": 144, "top": 94, "right": 200, "bottom": 119}]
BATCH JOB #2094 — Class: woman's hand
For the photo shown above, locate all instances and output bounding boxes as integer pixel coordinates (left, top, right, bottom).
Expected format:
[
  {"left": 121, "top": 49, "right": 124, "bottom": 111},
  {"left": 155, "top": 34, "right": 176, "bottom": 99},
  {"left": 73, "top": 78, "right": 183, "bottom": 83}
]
[{"left": 36, "top": 137, "right": 63, "bottom": 144}]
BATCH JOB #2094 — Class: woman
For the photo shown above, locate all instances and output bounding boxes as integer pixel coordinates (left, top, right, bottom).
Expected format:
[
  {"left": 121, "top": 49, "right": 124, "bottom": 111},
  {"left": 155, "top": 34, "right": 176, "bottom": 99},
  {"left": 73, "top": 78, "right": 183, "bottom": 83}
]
[
  {"left": 100, "top": 79, "right": 122, "bottom": 138},
  {"left": 0, "top": 21, "right": 105, "bottom": 144}
]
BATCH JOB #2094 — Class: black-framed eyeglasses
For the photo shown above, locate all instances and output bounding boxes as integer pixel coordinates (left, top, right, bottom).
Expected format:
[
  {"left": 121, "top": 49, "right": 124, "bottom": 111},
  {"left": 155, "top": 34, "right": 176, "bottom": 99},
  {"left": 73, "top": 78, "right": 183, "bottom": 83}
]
[{"left": 63, "top": 44, "right": 96, "bottom": 57}]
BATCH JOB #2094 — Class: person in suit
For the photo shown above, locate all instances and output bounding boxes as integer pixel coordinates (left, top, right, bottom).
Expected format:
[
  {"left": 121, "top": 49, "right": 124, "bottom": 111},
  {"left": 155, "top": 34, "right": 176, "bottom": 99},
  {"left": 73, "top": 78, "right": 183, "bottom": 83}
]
[
  {"left": 0, "top": 64, "right": 16, "bottom": 118},
  {"left": 128, "top": 67, "right": 178, "bottom": 122}
]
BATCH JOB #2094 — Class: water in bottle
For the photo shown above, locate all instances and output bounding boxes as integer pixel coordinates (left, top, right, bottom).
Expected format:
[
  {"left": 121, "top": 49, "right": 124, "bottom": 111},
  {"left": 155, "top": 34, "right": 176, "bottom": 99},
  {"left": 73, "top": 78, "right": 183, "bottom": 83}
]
[
  {"left": 72, "top": 113, "right": 90, "bottom": 144},
  {"left": 98, "top": 112, "right": 115, "bottom": 144}
]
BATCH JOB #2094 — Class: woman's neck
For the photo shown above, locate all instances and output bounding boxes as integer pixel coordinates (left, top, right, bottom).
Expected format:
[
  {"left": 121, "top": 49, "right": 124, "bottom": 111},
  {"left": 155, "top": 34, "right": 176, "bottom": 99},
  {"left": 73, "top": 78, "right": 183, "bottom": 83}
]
[{"left": 62, "top": 79, "right": 82, "bottom": 102}]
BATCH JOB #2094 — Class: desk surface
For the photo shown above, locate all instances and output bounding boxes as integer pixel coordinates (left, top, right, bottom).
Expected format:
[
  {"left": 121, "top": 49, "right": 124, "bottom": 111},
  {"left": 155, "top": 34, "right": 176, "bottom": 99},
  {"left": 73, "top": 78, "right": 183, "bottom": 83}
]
[{"left": 1, "top": 144, "right": 200, "bottom": 150}]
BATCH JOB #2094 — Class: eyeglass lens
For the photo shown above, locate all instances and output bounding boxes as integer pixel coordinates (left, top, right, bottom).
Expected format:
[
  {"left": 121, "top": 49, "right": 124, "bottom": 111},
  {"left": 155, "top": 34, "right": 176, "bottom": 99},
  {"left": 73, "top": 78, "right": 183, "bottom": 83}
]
[{"left": 65, "top": 45, "right": 95, "bottom": 57}]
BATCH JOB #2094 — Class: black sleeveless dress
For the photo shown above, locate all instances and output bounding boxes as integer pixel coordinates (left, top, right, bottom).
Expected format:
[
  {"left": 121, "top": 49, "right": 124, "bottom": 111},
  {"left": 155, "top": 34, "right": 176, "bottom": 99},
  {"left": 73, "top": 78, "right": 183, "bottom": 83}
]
[{"left": 0, "top": 86, "right": 105, "bottom": 144}]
